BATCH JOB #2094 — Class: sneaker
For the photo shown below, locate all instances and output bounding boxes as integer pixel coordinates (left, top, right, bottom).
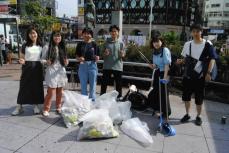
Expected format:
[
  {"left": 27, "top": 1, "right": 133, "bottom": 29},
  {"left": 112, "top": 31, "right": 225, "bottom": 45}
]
[
  {"left": 56, "top": 109, "right": 61, "bottom": 114},
  {"left": 33, "top": 105, "right": 40, "bottom": 114},
  {"left": 11, "top": 105, "right": 23, "bottom": 116},
  {"left": 42, "top": 111, "right": 49, "bottom": 117},
  {"left": 116, "top": 96, "right": 123, "bottom": 101},
  {"left": 180, "top": 114, "right": 191, "bottom": 123},
  {"left": 195, "top": 116, "right": 202, "bottom": 126}
]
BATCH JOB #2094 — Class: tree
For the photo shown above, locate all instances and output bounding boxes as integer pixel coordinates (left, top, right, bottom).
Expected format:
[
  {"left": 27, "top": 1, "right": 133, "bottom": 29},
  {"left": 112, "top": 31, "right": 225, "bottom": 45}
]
[
  {"left": 21, "top": 0, "right": 58, "bottom": 39},
  {"left": 162, "top": 31, "right": 183, "bottom": 57}
]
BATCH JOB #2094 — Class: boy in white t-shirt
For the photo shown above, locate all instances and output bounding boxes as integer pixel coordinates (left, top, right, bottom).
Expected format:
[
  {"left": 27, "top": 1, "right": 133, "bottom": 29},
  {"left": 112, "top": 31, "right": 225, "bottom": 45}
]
[{"left": 177, "top": 24, "right": 217, "bottom": 126}]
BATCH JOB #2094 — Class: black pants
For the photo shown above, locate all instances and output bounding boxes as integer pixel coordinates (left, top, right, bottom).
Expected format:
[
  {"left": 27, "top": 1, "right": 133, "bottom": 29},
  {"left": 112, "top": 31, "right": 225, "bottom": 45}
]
[
  {"left": 100, "top": 69, "right": 122, "bottom": 97},
  {"left": 2, "top": 50, "right": 7, "bottom": 64},
  {"left": 182, "top": 77, "right": 205, "bottom": 105}
]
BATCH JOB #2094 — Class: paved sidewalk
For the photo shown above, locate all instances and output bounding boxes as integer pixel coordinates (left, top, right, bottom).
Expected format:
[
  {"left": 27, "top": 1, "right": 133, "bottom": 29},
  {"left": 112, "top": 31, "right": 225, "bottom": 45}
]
[{"left": 0, "top": 64, "right": 229, "bottom": 153}]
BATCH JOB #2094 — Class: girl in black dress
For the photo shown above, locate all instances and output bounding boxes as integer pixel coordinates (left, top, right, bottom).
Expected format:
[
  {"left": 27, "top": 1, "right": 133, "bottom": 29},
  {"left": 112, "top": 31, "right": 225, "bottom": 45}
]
[{"left": 12, "top": 26, "right": 44, "bottom": 115}]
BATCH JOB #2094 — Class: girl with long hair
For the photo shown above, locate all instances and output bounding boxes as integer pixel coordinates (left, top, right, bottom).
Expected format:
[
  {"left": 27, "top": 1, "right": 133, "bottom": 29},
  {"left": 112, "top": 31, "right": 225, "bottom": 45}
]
[
  {"left": 12, "top": 26, "right": 44, "bottom": 115},
  {"left": 41, "top": 31, "right": 68, "bottom": 117}
]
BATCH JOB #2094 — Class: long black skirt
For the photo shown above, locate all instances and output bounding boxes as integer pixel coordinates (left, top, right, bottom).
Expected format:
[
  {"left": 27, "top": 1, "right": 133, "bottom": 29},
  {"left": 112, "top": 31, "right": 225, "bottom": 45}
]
[{"left": 17, "top": 61, "right": 44, "bottom": 105}]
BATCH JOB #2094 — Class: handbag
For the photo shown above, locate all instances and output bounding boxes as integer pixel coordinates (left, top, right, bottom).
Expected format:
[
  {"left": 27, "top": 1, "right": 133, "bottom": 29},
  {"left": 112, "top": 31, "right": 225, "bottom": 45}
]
[{"left": 183, "top": 43, "right": 201, "bottom": 79}]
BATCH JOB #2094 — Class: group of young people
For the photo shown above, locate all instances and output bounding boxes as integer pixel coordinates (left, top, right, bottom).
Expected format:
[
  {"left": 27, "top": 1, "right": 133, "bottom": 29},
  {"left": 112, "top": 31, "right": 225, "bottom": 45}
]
[{"left": 11, "top": 24, "right": 217, "bottom": 126}]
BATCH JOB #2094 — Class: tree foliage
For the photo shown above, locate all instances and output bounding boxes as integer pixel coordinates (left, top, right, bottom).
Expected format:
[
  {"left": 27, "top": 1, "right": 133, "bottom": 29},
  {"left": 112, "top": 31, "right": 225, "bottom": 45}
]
[
  {"left": 162, "top": 31, "right": 183, "bottom": 57},
  {"left": 21, "top": 0, "right": 58, "bottom": 36}
]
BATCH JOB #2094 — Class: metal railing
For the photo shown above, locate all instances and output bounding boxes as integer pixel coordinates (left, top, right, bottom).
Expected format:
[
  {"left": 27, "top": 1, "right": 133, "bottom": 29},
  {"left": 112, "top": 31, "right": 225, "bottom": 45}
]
[{"left": 67, "top": 59, "right": 229, "bottom": 87}]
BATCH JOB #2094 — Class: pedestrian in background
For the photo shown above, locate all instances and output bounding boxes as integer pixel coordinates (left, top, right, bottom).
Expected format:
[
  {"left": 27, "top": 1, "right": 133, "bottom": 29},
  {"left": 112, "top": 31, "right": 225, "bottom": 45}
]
[
  {"left": 41, "top": 31, "right": 68, "bottom": 117},
  {"left": 100, "top": 25, "right": 125, "bottom": 98},
  {"left": 12, "top": 26, "right": 44, "bottom": 115},
  {"left": 76, "top": 28, "right": 100, "bottom": 101},
  {"left": 0, "top": 34, "right": 7, "bottom": 64}
]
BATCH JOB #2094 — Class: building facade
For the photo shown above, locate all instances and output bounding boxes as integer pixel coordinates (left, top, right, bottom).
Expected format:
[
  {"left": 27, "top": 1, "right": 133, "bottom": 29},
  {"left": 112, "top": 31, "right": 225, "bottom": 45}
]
[
  {"left": 91, "top": 0, "right": 200, "bottom": 38},
  {"left": 204, "top": 0, "right": 229, "bottom": 29}
]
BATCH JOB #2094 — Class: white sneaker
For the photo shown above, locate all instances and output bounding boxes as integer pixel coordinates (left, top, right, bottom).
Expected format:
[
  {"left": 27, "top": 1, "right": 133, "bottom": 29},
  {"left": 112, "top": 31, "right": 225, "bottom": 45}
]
[
  {"left": 56, "top": 109, "right": 61, "bottom": 114},
  {"left": 33, "top": 105, "right": 40, "bottom": 114},
  {"left": 11, "top": 105, "right": 23, "bottom": 116},
  {"left": 42, "top": 111, "right": 49, "bottom": 117}
]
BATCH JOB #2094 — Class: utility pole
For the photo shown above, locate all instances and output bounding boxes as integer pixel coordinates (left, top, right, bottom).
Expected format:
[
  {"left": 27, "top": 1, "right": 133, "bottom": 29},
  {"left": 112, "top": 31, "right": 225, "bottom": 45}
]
[
  {"left": 112, "top": 0, "right": 123, "bottom": 40},
  {"left": 149, "top": 0, "right": 153, "bottom": 40}
]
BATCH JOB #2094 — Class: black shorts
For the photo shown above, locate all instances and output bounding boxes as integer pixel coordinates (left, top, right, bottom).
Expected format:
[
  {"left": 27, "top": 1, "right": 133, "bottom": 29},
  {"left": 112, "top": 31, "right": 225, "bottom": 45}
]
[{"left": 182, "top": 77, "right": 205, "bottom": 105}]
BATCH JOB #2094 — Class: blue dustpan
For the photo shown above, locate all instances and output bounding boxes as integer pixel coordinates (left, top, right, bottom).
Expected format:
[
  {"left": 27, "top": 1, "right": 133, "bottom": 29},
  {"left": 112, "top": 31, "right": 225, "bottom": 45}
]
[
  {"left": 158, "top": 79, "right": 176, "bottom": 136},
  {"left": 162, "top": 122, "right": 176, "bottom": 136}
]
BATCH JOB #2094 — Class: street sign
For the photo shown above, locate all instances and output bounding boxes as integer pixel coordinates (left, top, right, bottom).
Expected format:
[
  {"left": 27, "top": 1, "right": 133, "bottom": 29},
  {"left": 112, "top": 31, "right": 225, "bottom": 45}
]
[
  {"left": 210, "top": 29, "right": 224, "bottom": 34},
  {"left": 0, "top": 0, "right": 9, "bottom": 13},
  {"left": 52, "top": 23, "right": 61, "bottom": 31},
  {"left": 78, "top": 7, "right": 84, "bottom": 16},
  {"left": 8, "top": 0, "right": 17, "bottom": 5},
  {"left": 0, "top": 5, "right": 8, "bottom": 13}
]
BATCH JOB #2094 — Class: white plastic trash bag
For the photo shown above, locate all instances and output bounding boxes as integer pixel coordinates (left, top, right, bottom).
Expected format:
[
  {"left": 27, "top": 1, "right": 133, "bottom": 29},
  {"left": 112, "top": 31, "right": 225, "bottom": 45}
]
[
  {"left": 95, "top": 91, "right": 132, "bottom": 125},
  {"left": 77, "top": 109, "right": 119, "bottom": 140},
  {"left": 120, "top": 118, "right": 153, "bottom": 147},
  {"left": 117, "top": 101, "right": 132, "bottom": 122},
  {"left": 61, "top": 107, "right": 78, "bottom": 128},
  {"left": 62, "top": 90, "right": 92, "bottom": 128},
  {"left": 95, "top": 91, "right": 122, "bottom": 124},
  {"left": 95, "top": 90, "right": 119, "bottom": 104}
]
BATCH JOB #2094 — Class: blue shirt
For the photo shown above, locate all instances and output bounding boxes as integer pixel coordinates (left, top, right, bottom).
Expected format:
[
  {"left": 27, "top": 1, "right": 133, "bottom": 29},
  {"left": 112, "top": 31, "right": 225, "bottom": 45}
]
[{"left": 152, "top": 47, "right": 171, "bottom": 72}]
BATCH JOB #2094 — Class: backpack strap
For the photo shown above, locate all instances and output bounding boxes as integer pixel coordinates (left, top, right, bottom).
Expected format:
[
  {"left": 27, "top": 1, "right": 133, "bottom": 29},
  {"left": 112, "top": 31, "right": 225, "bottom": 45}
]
[
  {"left": 160, "top": 47, "right": 164, "bottom": 58},
  {"left": 91, "top": 41, "right": 97, "bottom": 56},
  {"left": 199, "top": 41, "right": 211, "bottom": 61},
  {"left": 189, "top": 42, "right": 192, "bottom": 57},
  {"left": 120, "top": 42, "right": 123, "bottom": 50}
]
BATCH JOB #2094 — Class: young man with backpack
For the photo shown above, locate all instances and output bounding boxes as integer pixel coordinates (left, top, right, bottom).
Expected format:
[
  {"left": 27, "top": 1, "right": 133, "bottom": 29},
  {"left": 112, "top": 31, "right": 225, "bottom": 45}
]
[{"left": 177, "top": 24, "right": 218, "bottom": 126}]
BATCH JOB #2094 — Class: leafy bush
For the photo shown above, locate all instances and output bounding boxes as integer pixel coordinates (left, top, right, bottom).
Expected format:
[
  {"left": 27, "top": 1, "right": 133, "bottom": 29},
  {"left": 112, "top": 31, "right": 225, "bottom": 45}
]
[{"left": 67, "top": 47, "right": 75, "bottom": 58}]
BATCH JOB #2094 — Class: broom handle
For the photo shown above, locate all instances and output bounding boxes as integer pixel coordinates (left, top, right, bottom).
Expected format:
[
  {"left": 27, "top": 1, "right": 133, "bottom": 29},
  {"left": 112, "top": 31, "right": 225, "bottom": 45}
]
[
  {"left": 130, "top": 43, "right": 151, "bottom": 64},
  {"left": 150, "top": 68, "right": 156, "bottom": 87},
  {"left": 159, "top": 78, "right": 162, "bottom": 131},
  {"left": 135, "top": 46, "right": 151, "bottom": 64},
  {"left": 165, "top": 82, "right": 169, "bottom": 121}
]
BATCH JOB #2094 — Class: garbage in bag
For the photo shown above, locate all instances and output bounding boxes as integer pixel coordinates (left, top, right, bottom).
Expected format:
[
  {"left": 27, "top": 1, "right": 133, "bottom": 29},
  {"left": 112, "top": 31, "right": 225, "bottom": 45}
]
[
  {"left": 95, "top": 91, "right": 132, "bottom": 125},
  {"left": 95, "top": 90, "right": 119, "bottom": 104},
  {"left": 61, "top": 107, "right": 79, "bottom": 128},
  {"left": 95, "top": 91, "right": 121, "bottom": 123},
  {"left": 77, "top": 109, "right": 119, "bottom": 140},
  {"left": 61, "top": 90, "right": 92, "bottom": 128},
  {"left": 120, "top": 118, "right": 153, "bottom": 147},
  {"left": 115, "top": 101, "right": 132, "bottom": 124}
]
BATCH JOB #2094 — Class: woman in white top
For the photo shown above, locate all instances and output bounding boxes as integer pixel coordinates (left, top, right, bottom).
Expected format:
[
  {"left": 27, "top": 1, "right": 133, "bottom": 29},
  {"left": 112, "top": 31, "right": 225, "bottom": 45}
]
[
  {"left": 41, "top": 31, "right": 68, "bottom": 117},
  {"left": 12, "top": 26, "right": 44, "bottom": 115}
]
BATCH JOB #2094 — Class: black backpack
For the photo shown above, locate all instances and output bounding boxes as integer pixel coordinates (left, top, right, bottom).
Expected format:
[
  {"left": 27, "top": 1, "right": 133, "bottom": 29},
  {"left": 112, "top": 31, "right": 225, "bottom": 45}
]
[{"left": 122, "top": 89, "right": 148, "bottom": 111}]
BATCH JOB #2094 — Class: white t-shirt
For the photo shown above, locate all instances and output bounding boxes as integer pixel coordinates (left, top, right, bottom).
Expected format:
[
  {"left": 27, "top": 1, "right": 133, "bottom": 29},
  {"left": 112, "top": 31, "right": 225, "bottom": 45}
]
[
  {"left": 24, "top": 45, "right": 42, "bottom": 61},
  {"left": 1, "top": 38, "right": 6, "bottom": 50},
  {"left": 181, "top": 39, "right": 212, "bottom": 60}
]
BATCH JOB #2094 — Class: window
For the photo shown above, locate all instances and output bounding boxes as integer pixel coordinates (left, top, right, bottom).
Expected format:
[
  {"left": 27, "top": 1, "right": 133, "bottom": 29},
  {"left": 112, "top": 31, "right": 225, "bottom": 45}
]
[
  {"left": 211, "top": 4, "right": 220, "bottom": 8},
  {"left": 224, "top": 12, "right": 229, "bottom": 17},
  {"left": 226, "top": 3, "right": 229, "bottom": 7}
]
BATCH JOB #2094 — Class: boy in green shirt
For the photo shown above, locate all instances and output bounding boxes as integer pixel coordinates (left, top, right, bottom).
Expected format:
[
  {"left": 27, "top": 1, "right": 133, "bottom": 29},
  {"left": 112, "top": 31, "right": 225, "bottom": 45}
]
[{"left": 100, "top": 25, "right": 125, "bottom": 98}]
